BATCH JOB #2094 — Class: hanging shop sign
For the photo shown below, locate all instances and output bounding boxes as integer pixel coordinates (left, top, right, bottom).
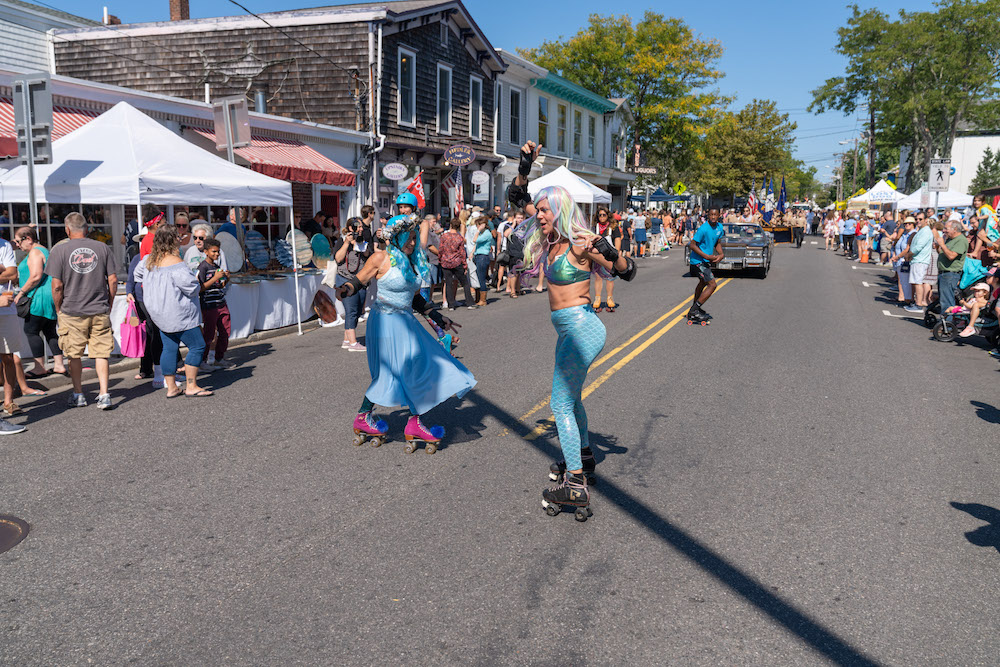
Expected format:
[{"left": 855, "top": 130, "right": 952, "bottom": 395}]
[
  {"left": 469, "top": 170, "right": 490, "bottom": 186},
  {"left": 382, "top": 162, "right": 408, "bottom": 181},
  {"left": 444, "top": 144, "right": 476, "bottom": 166}
]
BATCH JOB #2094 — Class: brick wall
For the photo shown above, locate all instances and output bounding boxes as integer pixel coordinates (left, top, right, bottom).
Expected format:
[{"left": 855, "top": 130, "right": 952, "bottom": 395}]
[{"left": 291, "top": 182, "right": 313, "bottom": 219}]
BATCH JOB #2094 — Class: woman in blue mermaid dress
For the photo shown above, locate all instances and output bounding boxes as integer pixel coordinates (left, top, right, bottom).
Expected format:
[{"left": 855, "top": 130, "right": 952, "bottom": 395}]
[{"left": 338, "top": 216, "right": 475, "bottom": 453}]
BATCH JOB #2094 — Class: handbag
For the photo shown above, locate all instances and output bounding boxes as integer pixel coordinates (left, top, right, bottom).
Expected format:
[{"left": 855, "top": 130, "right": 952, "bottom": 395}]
[
  {"left": 15, "top": 292, "right": 32, "bottom": 319},
  {"left": 119, "top": 300, "right": 146, "bottom": 358}
]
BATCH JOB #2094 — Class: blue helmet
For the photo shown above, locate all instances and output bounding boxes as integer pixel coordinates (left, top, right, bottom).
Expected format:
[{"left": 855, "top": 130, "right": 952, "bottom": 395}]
[{"left": 395, "top": 192, "right": 419, "bottom": 208}]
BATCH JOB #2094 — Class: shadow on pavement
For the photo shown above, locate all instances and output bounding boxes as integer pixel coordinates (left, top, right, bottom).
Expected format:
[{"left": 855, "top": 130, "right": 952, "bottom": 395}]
[
  {"left": 970, "top": 400, "right": 1000, "bottom": 424},
  {"left": 463, "top": 391, "right": 881, "bottom": 667},
  {"left": 950, "top": 502, "right": 1000, "bottom": 554}
]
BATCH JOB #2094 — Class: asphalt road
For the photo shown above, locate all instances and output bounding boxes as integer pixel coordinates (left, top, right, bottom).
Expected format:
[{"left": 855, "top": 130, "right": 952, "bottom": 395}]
[{"left": 2, "top": 238, "right": 999, "bottom": 666}]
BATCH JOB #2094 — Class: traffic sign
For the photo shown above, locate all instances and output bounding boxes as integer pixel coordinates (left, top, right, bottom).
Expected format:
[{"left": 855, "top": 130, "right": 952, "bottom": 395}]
[
  {"left": 673, "top": 182, "right": 687, "bottom": 195},
  {"left": 930, "top": 158, "right": 950, "bottom": 192}
]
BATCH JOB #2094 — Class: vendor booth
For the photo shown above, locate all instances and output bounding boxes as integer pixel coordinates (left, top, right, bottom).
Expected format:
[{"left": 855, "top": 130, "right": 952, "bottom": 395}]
[
  {"left": 0, "top": 102, "right": 323, "bottom": 352},
  {"left": 528, "top": 165, "right": 612, "bottom": 220},
  {"left": 896, "top": 188, "right": 973, "bottom": 210}
]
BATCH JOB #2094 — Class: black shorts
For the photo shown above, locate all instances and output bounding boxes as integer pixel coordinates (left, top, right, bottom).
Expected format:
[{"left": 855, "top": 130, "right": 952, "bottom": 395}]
[{"left": 691, "top": 262, "right": 715, "bottom": 283}]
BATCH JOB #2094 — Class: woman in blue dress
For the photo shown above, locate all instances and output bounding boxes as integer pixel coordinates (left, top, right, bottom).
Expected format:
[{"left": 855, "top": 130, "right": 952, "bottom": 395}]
[{"left": 337, "top": 215, "right": 474, "bottom": 454}]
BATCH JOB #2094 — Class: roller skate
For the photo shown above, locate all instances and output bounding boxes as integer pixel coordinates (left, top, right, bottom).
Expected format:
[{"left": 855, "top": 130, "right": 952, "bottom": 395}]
[
  {"left": 403, "top": 415, "right": 444, "bottom": 454},
  {"left": 549, "top": 447, "right": 597, "bottom": 485},
  {"left": 352, "top": 411, "right": 388, "bottom": 447},
  {"left": 605, "top": 299, "right": 617, "bottom": 313},
  {"left": 592, "top": 299, "right": 603, "bottom": 313},
  {"left": 686, "top": 303, "right": 710, "bottom": 326},
  {"left": 542, "top": 472, "right": 593, "bottom": 522}
]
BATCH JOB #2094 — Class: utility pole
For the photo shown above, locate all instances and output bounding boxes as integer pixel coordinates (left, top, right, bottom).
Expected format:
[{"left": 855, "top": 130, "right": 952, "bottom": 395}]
[
  {"left": 867, "top": 104, "right": 876, "bottom": 188},
  {"left": 851, "top": 135, "right": 859, "bottom": 195}
]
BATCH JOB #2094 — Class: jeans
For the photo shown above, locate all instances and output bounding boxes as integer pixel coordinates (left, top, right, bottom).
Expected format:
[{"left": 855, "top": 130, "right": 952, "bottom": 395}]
[
  {"left": 473, "top": 253, "right": 491, "bottom": 291},
  {"left": 160, "top": 326, "right": 206, "bottom": 376},
  {"left": 201, "top": 304, "right": 232, "bottom": 361},
  {"left": 843, "top": 234, "right": 855, "bottom": 255},
  {"left": 22, "top": 313, "right": 60, "bottom": 358},
  {"left": 442, "top": 266, "right": 474, "bottom": 305},
  {"left": 938, "top": 270, "right": 962, "bottom": 314},
  {"left": 335, "top": 274, "right": 367, "bottom": 329}
]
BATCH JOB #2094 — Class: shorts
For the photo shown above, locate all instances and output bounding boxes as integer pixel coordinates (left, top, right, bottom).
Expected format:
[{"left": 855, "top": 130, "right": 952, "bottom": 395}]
[
  {"left": 908, "top": 262, "right": 929, "bottom": 285},
  {"left": 0, "top": 313, "right": 25, "bottom": 355},
  {"left": 57, "top": 312, "right": 113, "bottom": 359},
  {"left": 690, "top": 262, "right": 715, "bottom": 283}
]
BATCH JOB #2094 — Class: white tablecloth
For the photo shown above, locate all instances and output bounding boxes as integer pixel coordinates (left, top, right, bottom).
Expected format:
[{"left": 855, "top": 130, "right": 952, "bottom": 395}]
[{"left": 110, "top": 273, "right": 329, "bottom": 353}]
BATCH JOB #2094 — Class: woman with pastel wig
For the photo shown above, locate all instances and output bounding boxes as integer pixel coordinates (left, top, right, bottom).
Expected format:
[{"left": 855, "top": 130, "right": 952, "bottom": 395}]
[
  {"left": 337, "top": 215, "right": 475, "bottom": 454},
  {"left": 507, "top": 141, "right": 636, "bottom": 521}
]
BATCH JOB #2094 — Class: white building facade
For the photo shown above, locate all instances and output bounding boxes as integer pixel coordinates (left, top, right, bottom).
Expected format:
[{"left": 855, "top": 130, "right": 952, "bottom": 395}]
[{"left": 0, "top": 0, "right": 97, "bottom": 72}]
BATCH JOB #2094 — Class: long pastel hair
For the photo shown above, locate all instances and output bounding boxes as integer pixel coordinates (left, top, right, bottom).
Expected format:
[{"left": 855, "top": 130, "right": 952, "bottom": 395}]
[
  {"left": 515, "top": 185, "right": 598, "bottom": 277},
  {"left": 383, "top": 216, "right": 431, "bottom": 285}
]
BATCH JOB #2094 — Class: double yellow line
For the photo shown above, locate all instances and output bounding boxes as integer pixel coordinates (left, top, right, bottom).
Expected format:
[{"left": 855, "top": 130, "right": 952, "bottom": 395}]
[{"left": 505, "top": 278, "right": 733, "bottom": 440}]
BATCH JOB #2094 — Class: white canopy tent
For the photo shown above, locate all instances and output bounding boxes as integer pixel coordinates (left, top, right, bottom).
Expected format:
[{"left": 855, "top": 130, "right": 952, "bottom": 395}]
[
  {"left": 527, "top": 165, "right": 612, "bottom": 205},
  {"left": 848, "top": 179, "right": 906, "bottom": 205},
  {"left": 0, "top": 101, "right": 292, "bottom": 206},
  {"left": 0, "top": 102, "right": 305, "bottom": 333},
  {"left": 896, "top": 188, "right": 973, "bottom": 210}
]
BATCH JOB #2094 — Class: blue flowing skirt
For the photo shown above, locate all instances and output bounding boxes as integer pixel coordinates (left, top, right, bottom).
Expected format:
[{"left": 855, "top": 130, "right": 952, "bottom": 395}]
[{"left": 365, "top": 308, "right": 476, "bottom": 415}]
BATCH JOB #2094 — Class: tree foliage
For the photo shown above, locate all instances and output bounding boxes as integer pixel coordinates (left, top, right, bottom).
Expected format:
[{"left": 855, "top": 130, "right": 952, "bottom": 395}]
[
  {"left": 518, "top": 12, "right": 726, "bottom": 178},
  {"left": 695, "top": 100, "right": 797, "bottom": 199},
  {"left": 810, "top": 1, "right": 1000, "bottom": 190},
  {"left": 970, "top": 147, "right": 1000, "bottom": 193}
]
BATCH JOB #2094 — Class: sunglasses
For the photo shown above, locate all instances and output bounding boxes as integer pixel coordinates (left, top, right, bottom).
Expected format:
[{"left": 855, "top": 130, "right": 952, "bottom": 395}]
[
  {"left": 176, "top": 224, "right": 190, "bottom": 229},
  {"left": 193, "top": 235, "right": 207, "bottom": 240}
]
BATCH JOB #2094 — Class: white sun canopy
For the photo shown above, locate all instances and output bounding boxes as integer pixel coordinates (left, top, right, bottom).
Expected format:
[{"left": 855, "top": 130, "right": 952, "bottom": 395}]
[
  {"left": 896, "top": 188, "right": 973, "bottom": 209},
  {"left": 0, "top": 101, "right": 292, "bottom": 206},
  {"left": 848, "top": 179, "right": 906, "bottom": 204},
  {"left": 527, "top": 165, "right": 612, "bottom": 205}
]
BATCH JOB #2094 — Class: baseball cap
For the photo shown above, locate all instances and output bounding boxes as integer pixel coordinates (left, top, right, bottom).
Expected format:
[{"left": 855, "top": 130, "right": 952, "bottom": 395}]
[{"left": 973, "top": 282, "right": 990, "bottom": 291}]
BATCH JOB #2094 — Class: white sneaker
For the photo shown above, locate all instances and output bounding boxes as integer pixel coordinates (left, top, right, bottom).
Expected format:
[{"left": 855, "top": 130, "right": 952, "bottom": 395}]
[
  {"left": 341, "top": 339, "right": 351, "bottom": 349},
  {"left": 347, "top": 342, "right": 366, "bottom": 352},
  {"left": 359, "top": 313, "right": 369, "bottom": 323},
  {"left": 321, "top": 318, "right": 343, "bottom": 328}
]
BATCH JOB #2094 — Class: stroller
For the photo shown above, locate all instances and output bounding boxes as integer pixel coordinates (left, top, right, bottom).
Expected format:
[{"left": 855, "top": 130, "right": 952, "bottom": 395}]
[{"left": 932, "top": 291, "right": 1000, "bottom": 344}]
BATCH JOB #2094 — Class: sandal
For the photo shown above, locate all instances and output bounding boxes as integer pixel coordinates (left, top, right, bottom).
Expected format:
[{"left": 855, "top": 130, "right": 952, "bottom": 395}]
[
  {"left": 25, "top": 370, "right": 51, "bottom": 379},
  {"left": 166, "top": 390, "right": 184, "bottom": 399},
  {"left": 22, "top": 389, "right": 45, "bottom": 396},
  {"left": 185, "top": 389, "right": 214, "bottom": 397},
  {"left": 134, "top": 372, "right": 152, "bottom": 380}
]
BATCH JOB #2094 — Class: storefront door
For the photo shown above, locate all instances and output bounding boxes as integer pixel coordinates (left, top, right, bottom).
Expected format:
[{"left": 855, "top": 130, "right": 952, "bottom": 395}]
[{"left": 320, "top": 190, "right": 341, "bottom": 229}]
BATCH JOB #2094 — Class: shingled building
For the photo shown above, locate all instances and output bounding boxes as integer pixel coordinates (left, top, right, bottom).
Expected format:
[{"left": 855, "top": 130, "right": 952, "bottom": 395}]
[{"left": 51, "top": 1, "right": 506, "bottom": 215}]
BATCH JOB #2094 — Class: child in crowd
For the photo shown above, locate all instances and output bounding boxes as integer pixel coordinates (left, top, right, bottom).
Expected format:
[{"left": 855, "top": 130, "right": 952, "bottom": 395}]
[
  {"left": 958, "top": 283, "right": 992, "bottom": 338},
  {"left": 198, "top": 239, "right": 234, "bottom": 369}
]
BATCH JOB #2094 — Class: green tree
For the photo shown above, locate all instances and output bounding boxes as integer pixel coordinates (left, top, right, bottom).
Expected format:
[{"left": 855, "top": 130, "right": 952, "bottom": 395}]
[
  {"left": 969, "top": 147, "right": 1000, "bottom": 193},
  {"left": 695, "top": 99, "right": 797, "bottom": 199},
  {"left": 518, "top": 12, "right": 727, "bottom": 179},
  {"left": 811, "top": 1, "right": 1000, "bottom": 190}
]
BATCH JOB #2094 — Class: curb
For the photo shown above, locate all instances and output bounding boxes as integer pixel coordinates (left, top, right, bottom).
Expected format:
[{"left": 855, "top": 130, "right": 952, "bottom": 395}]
[{"left": 30, "top": 318, "right": 325, "bottom": 392}]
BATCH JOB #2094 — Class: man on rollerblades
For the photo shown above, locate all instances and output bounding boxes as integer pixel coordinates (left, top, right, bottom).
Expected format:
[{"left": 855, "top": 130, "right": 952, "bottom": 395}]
[{"left": 687, "top": 207, "right": 725, "bottom": 325}]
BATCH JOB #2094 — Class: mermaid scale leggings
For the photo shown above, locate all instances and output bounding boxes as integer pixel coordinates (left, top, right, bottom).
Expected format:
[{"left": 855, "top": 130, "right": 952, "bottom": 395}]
[{"left": 550, "top": 305, "right": 606, "bottom": 472}]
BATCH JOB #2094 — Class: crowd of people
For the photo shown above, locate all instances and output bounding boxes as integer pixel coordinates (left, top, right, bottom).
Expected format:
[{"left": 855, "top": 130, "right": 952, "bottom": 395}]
[{"left": 817, "top": 194, "right": 1000, "bottom": 345}]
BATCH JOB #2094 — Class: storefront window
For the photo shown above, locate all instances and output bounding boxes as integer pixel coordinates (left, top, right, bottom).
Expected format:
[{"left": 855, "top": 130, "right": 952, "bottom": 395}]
[
  {"left": 537, "top": 97, "right": 548, "bottom": 147},
  {"left": 557, "top": 104, "right": 567, "bottom": 154}
]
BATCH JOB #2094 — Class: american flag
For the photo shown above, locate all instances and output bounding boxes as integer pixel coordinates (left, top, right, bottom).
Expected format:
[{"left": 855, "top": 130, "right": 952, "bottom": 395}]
[
  {"left": 442, "top": 167, "right": 463, "bottom": 216},
  {"left": 748, "top": 177, "right": 758, "bottom": 215}
]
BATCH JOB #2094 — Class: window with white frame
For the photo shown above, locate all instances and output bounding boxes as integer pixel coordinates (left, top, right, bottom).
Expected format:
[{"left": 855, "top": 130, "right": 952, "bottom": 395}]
[
  {"left": 573, "top": 109, "right": 582, "bottom": 156},
  {"left": 588, "top": 115, "right": 596, "bottom": 159},
  {"left": 510, "top": 87, "right": 522, "bottom": 145},
  {"left": 437, "top": 64, "right": 452, "bottom": 134},
  {"left": 469, "top": 75, "right": 483, "bottom": 139},
  {"left": 557, "top": 103, "right": 567, "bottom": 153},
  {"left": 538, "top": 96, "right": 548, "bottom": 147},
  {"left": 397, "top": 47, "right": 416, "bottom": 127}
]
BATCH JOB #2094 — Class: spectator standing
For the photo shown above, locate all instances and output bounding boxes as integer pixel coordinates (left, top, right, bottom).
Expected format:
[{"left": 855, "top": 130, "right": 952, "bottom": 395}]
[
  {"left": 13, "top": 227, "right": 65, "bottom": 378},
  {"left": 45, "top": 212, "right": 117, "bottom": 410},
  {"left": 333, "top": 218, "right": 372, "bottom": 352},
  {"left": 473, "top": 216, "right": 494, "bottom": 307},
  {"left": 299, "top": 211, "right": 326, "bottom": 240},
  {"left": 902, "top": 213, "right": 933, "bottom": 312},
  {"left": 438, "top": 218, "right": 476, "bottom": 309},
  {"left": 126, "top": 249, "right": 165, "bottom": 388},
  {"left": 197, "top": 239, "right": 234, "bottom": 369},
  {"left": 935, "top": 218, "right": 969, "bottom": 315},
  {"left": 175, "top": 212, "right": 195, "bottom": 256},
  {"left": 137, "top": 225, "right": 211, "bottom": 398}
]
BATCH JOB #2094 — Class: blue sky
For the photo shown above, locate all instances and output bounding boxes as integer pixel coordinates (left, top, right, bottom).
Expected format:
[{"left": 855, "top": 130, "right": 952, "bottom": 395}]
[{"left": 44, "top": 0, "right": 939, "bottom": 182}]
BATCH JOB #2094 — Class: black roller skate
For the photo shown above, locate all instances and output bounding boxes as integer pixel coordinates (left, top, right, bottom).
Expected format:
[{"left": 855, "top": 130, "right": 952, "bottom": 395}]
[
  {"left": 549, "top": 447, "right": 597, "bottom": 485},
  {"left": 542, "top": 472, "right": 593, "bottom": 522},
  {"left": 686, "top": 303, "right": 710, "bottom": 326}
]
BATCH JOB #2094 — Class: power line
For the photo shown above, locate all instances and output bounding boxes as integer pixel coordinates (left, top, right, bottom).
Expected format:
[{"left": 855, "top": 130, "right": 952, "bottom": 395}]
[{"left": 226, "top": 0, "right": 366, "bottom": 95}]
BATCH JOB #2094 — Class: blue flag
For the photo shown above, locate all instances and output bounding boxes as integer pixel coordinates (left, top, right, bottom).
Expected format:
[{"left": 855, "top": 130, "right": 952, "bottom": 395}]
[
  {"left": 778, "top": 176, "right": 787, "bottom": 214},
  {"left": 762, "top": 178, "right": 775, "bottom": 223}
]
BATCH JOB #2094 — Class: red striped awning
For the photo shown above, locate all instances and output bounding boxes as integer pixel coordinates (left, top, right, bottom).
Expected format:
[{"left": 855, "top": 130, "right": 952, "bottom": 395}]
[
  {"left": 0, "top": 97, "right": 103, "bottom": 156},
  {"left": 190, "top": 128, "right": 355, "bottom": 187}
]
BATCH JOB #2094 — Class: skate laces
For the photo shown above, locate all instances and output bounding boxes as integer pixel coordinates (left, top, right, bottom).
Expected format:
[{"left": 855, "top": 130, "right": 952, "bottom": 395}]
[{"left": 359, "top": 411, "right": 377, "bottom": 428}]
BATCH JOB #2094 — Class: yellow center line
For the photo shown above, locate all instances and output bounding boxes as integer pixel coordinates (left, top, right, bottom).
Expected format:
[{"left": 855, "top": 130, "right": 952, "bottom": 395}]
[{"left": 516, "top": 278, "right": 733, "bottom": 441}]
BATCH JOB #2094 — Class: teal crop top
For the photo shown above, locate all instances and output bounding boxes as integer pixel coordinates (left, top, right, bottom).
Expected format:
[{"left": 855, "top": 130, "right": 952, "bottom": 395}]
[{"left": 544, "top": 245, "right": 591, "bottom": 286}]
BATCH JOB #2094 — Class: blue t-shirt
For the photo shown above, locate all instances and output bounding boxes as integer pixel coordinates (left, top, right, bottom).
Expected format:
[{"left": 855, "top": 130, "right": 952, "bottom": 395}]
[
  {"left": 690, "top": 221, "right": 724, "bottom": 265},
  {"left": 651, "top": 217, "right": 662, "bottom": 234}
]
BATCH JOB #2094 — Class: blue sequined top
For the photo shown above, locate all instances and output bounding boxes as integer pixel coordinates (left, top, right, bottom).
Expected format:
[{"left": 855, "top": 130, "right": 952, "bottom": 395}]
[{"left": 374, "top": 261, "right": 419, "bottom": 314}]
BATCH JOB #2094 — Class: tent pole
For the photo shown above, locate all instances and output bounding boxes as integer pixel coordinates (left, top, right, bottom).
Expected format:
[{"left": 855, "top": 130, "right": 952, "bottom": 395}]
[{"left": 291, "top": 206, "right": 302, "bottom": 336}]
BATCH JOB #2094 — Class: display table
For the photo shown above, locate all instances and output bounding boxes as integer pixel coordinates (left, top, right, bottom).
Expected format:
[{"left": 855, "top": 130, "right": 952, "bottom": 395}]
[{"left": 109, "top": 273, "right": 332, "bottom": 354}]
